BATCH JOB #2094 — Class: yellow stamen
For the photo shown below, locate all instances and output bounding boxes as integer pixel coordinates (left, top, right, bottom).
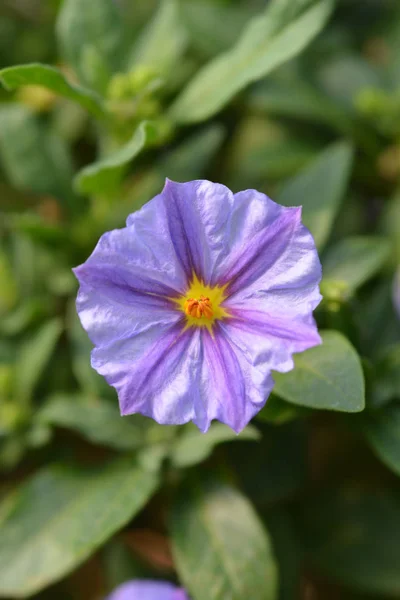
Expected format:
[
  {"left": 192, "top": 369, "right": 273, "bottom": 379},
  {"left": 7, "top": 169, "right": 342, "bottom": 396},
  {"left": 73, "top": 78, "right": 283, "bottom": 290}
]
[
  {"left": 175, "top": 274, "right": 229, "bottom": 331},
  {"left": 184, "top": 295, "right": 213, "bottom": 320}
]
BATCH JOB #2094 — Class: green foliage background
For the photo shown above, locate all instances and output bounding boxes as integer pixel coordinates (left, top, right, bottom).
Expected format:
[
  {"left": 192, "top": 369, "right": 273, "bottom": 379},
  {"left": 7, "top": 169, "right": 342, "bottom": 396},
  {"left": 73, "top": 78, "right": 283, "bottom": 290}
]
[{"left": 0, "top": 0, "right": 400, "bottom": 598}]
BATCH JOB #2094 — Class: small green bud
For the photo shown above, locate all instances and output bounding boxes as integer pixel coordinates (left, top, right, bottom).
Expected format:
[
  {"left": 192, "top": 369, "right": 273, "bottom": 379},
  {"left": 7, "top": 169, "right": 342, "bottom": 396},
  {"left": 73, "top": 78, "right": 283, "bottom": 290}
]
[
  {"left": 355, "top": 88, "right": 390, "bottom": 115},
  {"left": 107, "top": 73, "right": 132, "bottom": 101},
  {"left": 17, "top": 85, "right": 57, "bottom": 112},
  {"left": 128, "top": 65, "right": 163, "bottom": 95},
  {"left": 320, "top": 279, "right": 350, "bottom": 303},
  {"left": 0, "top": 400, "right": 27, "bottom": 434}
]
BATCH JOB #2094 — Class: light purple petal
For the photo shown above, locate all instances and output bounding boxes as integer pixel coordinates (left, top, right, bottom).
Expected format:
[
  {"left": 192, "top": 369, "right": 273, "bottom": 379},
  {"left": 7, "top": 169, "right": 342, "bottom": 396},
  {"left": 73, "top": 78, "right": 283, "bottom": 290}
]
[
  {"left": 105, "top": 580, "right": 189, "bottom": 600},
  {"left": 93, "top": 323, "right": 199, "bottom": 425},
  {"left": 73, "top": 207, "right": 186, "bottom": 349},
  {"left": 221, "top": 191, "right": 321, "bottom": 321},
  {"left": 150, "top": 179, "right": 237, "bottom": 284},
  {"left": 218, "top": 190, "right": 321, "bottom": 301},
  {"left": 75, "top": 197, "right": 190, "bottom": 298},
  {"left": 222, "top": 309, "right": 321, "bottom": 375},
  {"left": 196, "top": 325, "right": 275, "bottom": 433},
  {"left": 75, "top": 281, "right": 181, "bottom": 348},
  {"left": 91, "top": 316, "right": 273, "bottom": 433},
  {"left": 207, "top": 189, "right": 283, "bottom": 285},
  {"left": 215, "top": 189, "right": 321, "bottom": 384}
]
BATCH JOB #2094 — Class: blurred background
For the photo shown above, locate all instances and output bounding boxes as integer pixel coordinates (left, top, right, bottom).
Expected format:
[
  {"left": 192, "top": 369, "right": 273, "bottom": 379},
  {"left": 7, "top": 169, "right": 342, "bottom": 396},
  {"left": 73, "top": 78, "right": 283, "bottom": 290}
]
[{"left": 1, "top": 0, "right": 400, "bottom": 599}]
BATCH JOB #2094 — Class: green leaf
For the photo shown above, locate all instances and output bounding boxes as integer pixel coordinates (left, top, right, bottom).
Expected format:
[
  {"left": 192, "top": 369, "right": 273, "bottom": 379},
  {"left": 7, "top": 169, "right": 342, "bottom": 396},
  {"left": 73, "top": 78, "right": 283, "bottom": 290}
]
[
  {"left": 0, "top": 457, "right": 159, "bottom": 597},
  {"left": 170, "top": 423, "right": 260, "bottom": 468},
  {"left": 300, "top": 488, "right": 400, "bottom": 595},
  {"left": 0, "top": 64, "right": 106, "bottom": 119},
  {"left": 37, "top": 394, "right": 178, "bottom": 463},
  {"left": 363, "top": 403, "right": 400, "bottom": 476},
  {"left": 8, "top": 234, "right": 37, "bottom": 297},
  {"left": 227, "top": 422, "right": 307, "bottom": 506},
  {"left": 128, "top": 0, "right": 187, "bottom": 73},
  {"left": 318, "top": 54, "right": 382, "bottom": 107},
  {"left": 181, "top": 1, "right": 252, "bottom": 58},
  {"left": 273, "top": 330, "right": 365, "bottom": 412},
  {"left": 370, "top": 344, "right": 400, "bottom": 407},
  {"left": 169, "top": 0, "right": 334, "bottom": 123},
  {"left": 277, "top": 141, "right": 353, "bottom": 250},
  {"left": 0, "top": 299, "right": 49, "bottom": 337},
  {"left": 170, "top": 473, "right": 278, "bottom": 600},
  {"left": 0, "top": 250, "right": 17, "bottom": 316},
  {"left": 102, "top": 539, "right": 145, "bottom": 591},
  {"left": 256, "top": 395, "right": 310, "bottom": 424},
  {"left": 322, "top": 236, "right": 391, "bottom": 298},
  {"left": 0, "top": 105, "right": 75, "bottom": 207},
  {"left": 79, "top": 45, "right": 113, "bottom": 95},
  {"left": 265, "top": 510, "right": 301, "bottom": 600},
  {"left": 56, "top": 0, "right": 122, "bottom": 87},
  {"left": 227, "top": 116, "right": 319, "bottom": 188},
  {"left": 6, "top": 214, "right": 70, "bottom": 251},
  {"left": 37, "top": 394, "right": 156, "bottom": 452},
  {"left": 15, "top": 318, "right": 63, "bottom": 406},
  {"left": 249, "top": 74, "right": 353, "bottom": 133},
  {"left": 383, "top": 190, "right": 400, "bottom": 264},
  {"left": 74, "top": 120, "right": 158, "bottom": 195},
  {"left": 159, "top": 124, "right": 225, "bottom": 182},
  {"left": 101, "top": 125, "right": 226, "bottom": 227}
]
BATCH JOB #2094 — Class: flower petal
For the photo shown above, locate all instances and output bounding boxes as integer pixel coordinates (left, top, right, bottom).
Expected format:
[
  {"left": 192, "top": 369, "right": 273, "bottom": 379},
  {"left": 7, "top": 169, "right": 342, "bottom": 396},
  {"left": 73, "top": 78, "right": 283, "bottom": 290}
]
[
  {"left": 223, "top": 308, "right": 321, "bottom": 374},
  {"left": 75, "top": 196, "right": 190, "bottom": 298},
  {"left": 219, "top": 190, "right": 322, "bottom": 317},
  {"left": 197, "top": 324, "right": 275, "bottom": 433},
  {"left": 75, "top": 282, "right": 181, "bottom": 348},
  {"left": 208, "top": 188, "right": 286, "bottom": 286},
  {"left": 156, "top": 179, "right": 236, "bottom": 284},
  {"left": 93, "top": 323, "right": 200, "bottom": 425},
  {"left": 218, "top": 190, "right": 319, "bottom": 296},
  {"left": 91, "top": 314, "right": 273, "bottom": 433},
  {"left": 106, "top": 580, "right": 189, "bottom": 600}
]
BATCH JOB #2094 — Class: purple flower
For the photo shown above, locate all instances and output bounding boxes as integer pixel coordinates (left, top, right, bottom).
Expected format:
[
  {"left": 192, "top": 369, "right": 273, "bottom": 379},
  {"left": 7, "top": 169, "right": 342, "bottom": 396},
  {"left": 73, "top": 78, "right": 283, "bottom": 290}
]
[
  {"left": 105, "top": 580, "right": 189, "bottom": 600},
  {"left": 74, "top": 179, "right": 321, "bottom": 433}
]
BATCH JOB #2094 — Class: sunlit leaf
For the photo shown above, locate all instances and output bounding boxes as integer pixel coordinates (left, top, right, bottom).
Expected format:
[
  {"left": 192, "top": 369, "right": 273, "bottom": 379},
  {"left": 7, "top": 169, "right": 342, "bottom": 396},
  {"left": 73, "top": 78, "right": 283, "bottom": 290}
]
[
  {"left": 181, "top": 1, "right": 252, "bottom": 58},
  {"left": 0, "top": 106, "right": 75, "bottom": 207},
  {"left": 277, "top": 141, "right": 353, "bottom": 250},
  {"left": 273, "top": 330, "right": 365, "bottom": 412},
  {"left": 322, "top": 236, "right": 390, "bottom": 298},
  {"left": 128, "top": 0, "right": 187, "bottom": 73},
  {"left": 0, "top": 457, "right": 159, "bottom": 597},
  {"left": 170, "top": 0, "right": 334, "bottom": 123},
  {"left": 57, "top": 0, "right": 122, "bottom": 87},
  {"left": 15, "top": 318, "right": 63, "bottom": 405},
  {"left": 74, "top": 121, "right": 158, "bottom": 195},
  {"left": 170, "top": 473, "right": 278, "bottom": 600},
  {"left": 170, "top": 423, "right": 260, "bottom": 468},
  {"left": 37, "top": 394, "right": 175, "bottom": 452},
  {"left": 0, "top": 64, "right": 106, "bottom": 119}
]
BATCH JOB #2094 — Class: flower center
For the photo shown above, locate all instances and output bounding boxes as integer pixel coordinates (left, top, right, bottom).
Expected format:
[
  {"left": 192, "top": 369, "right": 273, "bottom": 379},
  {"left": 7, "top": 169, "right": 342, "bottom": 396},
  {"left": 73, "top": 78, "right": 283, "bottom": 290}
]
[
  {"left": 176, "top": 274, "right": 229, "bottom": 330},
  {"left": 184, "top": 296, "right": 213, "bottom": 320}
]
